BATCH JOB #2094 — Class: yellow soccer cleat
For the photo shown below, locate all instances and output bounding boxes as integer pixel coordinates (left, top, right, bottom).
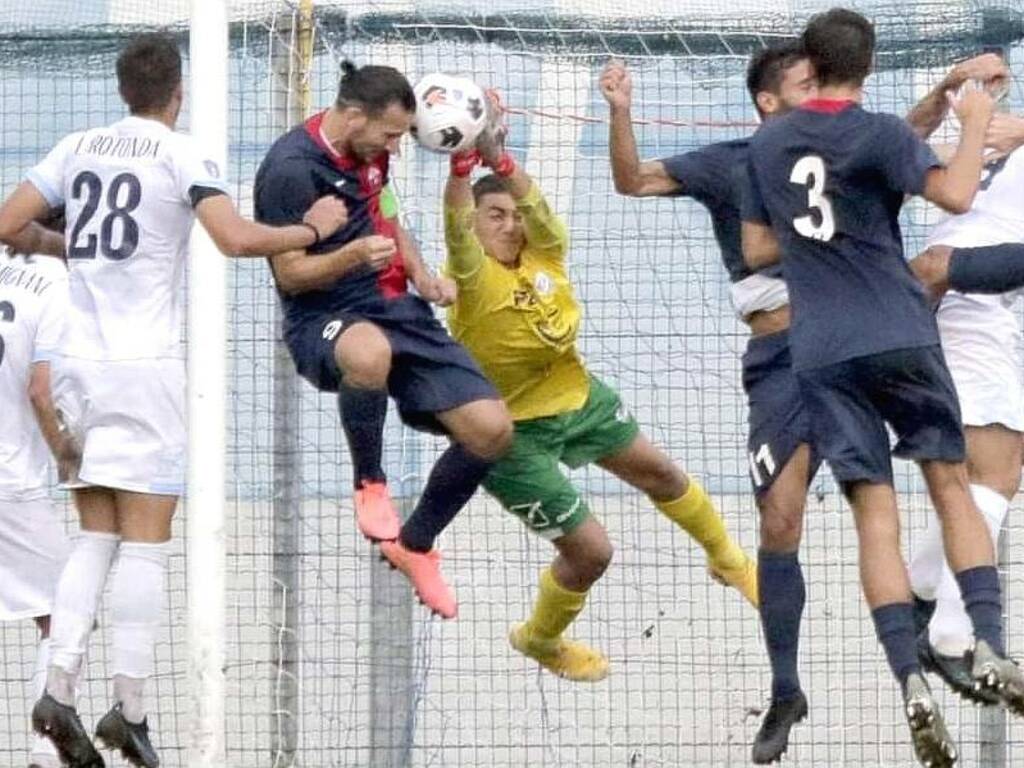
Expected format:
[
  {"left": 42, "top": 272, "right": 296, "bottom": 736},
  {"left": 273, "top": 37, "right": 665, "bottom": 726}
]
[
  {"left": 709, "top": 552, "right": 759, "bottom": 609},
  {"left": 508, "top": 623, "right": 610, "bottom": 683}
]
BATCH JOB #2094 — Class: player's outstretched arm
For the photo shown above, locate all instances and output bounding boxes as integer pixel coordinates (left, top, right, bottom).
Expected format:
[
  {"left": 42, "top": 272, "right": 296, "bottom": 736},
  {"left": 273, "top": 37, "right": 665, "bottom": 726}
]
[
  {"left": 0, "top": 182, "right": 65, "bottom": 257},
  {"left": 194, "top": 193, "right": 348, "bottom": 257},
  {"left": 270, "top": 236, "right": 396, "bottom": 296},
  {"left": 600, "top": 60, "right": 680, "bottom": 197},
  {"left": 922, "top": 84, "right": 994, "bottom": 213}
]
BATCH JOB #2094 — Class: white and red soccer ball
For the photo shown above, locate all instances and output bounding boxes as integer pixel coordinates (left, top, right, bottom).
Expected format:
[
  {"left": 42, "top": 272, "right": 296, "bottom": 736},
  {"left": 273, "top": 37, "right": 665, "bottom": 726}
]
[{"left": 411, "top": 73, "right": 488, "bottom": 154}]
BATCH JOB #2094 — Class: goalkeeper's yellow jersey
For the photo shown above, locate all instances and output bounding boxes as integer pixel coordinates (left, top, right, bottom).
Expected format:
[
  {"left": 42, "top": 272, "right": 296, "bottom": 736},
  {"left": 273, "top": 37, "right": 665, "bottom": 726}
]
[{"left": 445, "top": 182, "right": 590, "bottom": 421}]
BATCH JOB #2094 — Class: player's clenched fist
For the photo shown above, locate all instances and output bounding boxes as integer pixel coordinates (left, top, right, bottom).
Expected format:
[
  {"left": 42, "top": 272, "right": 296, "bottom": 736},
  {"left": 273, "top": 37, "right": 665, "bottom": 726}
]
[
  {"left": 599, "top": 60, "right": 633, "bottom": 110},
  {"left": 303, "top": 195, "right": 350, "bottom": 241},
  {"left": 353, "top": 235, "right": 397, "bottom": 271}
]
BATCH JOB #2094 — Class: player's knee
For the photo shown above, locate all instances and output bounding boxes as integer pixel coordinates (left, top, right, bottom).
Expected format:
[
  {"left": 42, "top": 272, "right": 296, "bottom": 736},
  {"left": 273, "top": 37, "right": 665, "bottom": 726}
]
[
  {"left": 630, "top": 457, "right": 686, "bottom": 500},
  {"left": 335, "top": 325, "right": 391, "bottom": 389},
  {"left": 757, "top": 496, "right": 804, "bottom": 552},
  {"left": 460, "top": 402, "right": 514, "bottom": 460},
  {"left": 561, "top": 530, "right": 613, "bottom": 586}
]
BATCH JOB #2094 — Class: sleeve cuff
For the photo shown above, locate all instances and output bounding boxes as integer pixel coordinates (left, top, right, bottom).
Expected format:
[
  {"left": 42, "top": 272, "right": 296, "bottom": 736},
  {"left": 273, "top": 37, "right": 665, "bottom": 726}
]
[{"left": 25, "top": 171, "right": 63, "bottom": 207}]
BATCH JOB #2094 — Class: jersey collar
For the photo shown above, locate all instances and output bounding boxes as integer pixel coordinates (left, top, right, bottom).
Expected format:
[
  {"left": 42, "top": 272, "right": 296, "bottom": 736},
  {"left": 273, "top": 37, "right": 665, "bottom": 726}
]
[
  {"left": 305, "top": 111, "right": 359, "bottom": 171},
  {"left": 800, "top": 98, "right": 856, "bottom": 114}
]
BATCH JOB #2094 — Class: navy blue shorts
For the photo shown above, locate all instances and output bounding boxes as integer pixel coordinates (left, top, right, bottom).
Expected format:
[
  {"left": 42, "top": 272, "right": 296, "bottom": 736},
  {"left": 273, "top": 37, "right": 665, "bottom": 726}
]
[
  {"left": 286, "top": 294, "right": 499, "bottom": 434},
  {"left": 742, "top": 330, "right": 820, "bottom": 495},
  {"left": 796, "top": 345, "right": 965, "bottom": 487}
]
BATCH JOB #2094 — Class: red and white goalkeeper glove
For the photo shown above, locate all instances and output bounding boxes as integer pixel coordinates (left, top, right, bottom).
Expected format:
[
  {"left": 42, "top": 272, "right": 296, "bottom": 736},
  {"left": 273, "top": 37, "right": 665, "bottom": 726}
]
[
  {"left": 476, "top": 88, "right": 515, "bottom": 176},
  {"left": 450, "top": 149, "right": 481, "bottom": 178}
]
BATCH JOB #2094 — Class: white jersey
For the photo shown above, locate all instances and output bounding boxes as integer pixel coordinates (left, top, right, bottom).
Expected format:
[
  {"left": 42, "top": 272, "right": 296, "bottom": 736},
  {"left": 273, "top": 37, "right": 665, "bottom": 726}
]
[
  {"left": 928, "top": 147, "right": 1024, "bottom": 250},
  {"left": 26, "top": 115, "right": 228, "bottom": 361},
  {"left": 0, "top": 254, "right": 68, "bottom": 499}
]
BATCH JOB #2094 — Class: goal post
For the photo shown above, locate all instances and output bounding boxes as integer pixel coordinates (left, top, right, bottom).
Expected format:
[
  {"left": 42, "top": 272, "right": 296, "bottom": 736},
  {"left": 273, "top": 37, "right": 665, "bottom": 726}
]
[{"left": 187, "top": 1, "right": 228, "bottom": 766}]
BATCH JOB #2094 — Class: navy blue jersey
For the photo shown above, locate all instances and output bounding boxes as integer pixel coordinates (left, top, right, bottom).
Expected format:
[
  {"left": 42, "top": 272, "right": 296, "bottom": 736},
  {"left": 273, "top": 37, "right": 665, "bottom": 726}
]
[
  {"left": 254, "top": 112, "right": 409, "bottom": 337},
  {"left": 744, "top": 100, "right": 942, "bottom": 371},
  {"left": 660, "top": 139, "right": 781, "bottom": 283}
]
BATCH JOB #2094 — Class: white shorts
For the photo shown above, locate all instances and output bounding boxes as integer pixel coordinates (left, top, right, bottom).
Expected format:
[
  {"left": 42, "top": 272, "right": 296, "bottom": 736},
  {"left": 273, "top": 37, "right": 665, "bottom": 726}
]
[
  {"left": 0, "top": 496, "right": 69, "bottom": 620},
  {"left": 938, "top": 291, "right": 1024, "bottom": 432},
  {"left": 55, "top": 357, "right": 186, "bottom": 495}
]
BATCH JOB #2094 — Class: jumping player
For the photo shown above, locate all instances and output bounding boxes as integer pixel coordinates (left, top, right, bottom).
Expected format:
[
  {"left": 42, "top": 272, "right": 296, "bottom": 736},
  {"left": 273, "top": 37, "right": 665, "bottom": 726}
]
[
  {"left": 442, "top": 101, "right": 756, "bottom": 684},
  {"left": 254, "top": 62, "right": 513, "bottom": 621},
  {"left": 742, "top": 9, "right": 1024, "bottom": 766}
]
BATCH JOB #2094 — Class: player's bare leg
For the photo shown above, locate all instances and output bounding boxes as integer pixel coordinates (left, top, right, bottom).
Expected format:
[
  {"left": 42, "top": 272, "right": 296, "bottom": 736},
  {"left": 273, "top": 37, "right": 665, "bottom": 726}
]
[
  {"left": 913, "top": 425, "right": 1021, "bottom": 703},
  {"left": 510, "top": 517, "right": 613, "bottom": 682},
  {"left": 381, "top": 398, "right": 512, "bottom": 618},
  {"left": 597, "top": 433, "right": 757, "bottom": 606},
  {"left": 334, "top": 322, "right": 398, "bottom": 542},
  {"left": 848, "top": 482, "right": 958, "bottom": 767},
  {"left": 749, "top": 444, "right": 811, "bottom": 764},
  {"left": 35, "top": 488, "right": 118, "bottom": 768},
  {"left": 91, "top": 491, "right": 175, "bottom": 768}
]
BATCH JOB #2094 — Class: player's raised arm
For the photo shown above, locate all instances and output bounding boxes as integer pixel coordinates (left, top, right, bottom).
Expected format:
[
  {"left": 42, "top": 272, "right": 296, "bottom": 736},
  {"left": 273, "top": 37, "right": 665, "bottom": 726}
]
[
  {"left": 921, "top": 82, "right": 995, "bottom": 213},
  {"left": 444, "top": 150, "right": 488, "bottom": 280},
  {"left": 906, "top": 53, "right": 1008, "bottom": 139},
  {"left": 194, "top": 192, "right": 347, "bottom": 258},
  {"left": 600, "top": 60, "right": 680, "bottom": 197}
]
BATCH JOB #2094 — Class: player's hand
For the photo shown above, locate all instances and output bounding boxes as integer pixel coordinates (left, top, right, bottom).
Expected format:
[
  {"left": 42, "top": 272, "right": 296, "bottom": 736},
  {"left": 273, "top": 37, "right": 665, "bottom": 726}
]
[
  {"left": 475, "top": 89, "right": 508, "bottom": 169},
  {"left": 949, "top": 79, "right": 996, "bottom": 129},
  {"left": 984, "top": 112, "right": 1024, "bottom": 158},
  {"left": 352, "top": 235, "right": 396, "bottom": 271},
  {"left": 944, "top": 53, "right": 1009, "bottom": 98},
  {"left": 599, "top": 60, "right": 633, "bottom": 110},
  {"left": 55, "top": 415, "right": 82, "bottom": 485},
  {"left": 413, "top": 272, "right": 457, "bottom": 306},
  {"left": 303, "top": 195, "right": 349, "bottom": 241},
  {"left": 450, "top": 149, "right": 481, "bottom": 178}
]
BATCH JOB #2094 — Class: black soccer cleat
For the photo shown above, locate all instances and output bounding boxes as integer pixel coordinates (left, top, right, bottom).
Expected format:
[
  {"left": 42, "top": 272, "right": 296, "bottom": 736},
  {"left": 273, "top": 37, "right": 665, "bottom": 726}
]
[
  {"left": 94, "top": 703, "right": 160, "bottom": 768},
  {"left": 917, "top": 632, "right": 999, "bottom": 706},
  {"left": 971, "top": 639, "right": 1024, "bottom": 717},
  {"left": 31, "top": 693, "right": 105, "bottom": 768},
  {"left": 904, "top": 673, "right": 958, "bottom": 768},
  {"left": 751, "top": 690, "right": 808, "bottom": 764}
]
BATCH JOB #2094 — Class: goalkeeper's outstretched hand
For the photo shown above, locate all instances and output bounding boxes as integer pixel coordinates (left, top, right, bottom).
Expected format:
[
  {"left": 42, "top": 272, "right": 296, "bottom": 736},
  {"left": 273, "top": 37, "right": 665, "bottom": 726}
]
[{"left": 476, "top": 88, "right": 509, "bottom": 169}]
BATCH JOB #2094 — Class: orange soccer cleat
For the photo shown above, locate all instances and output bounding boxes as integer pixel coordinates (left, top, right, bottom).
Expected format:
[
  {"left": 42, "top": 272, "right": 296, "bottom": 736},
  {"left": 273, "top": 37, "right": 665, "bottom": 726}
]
[
  {"left": 379, "top": 539, "right": 457, "bottom": 619},
  {"left": 354, "top": 481, "right": 400, "bottom": 542}
]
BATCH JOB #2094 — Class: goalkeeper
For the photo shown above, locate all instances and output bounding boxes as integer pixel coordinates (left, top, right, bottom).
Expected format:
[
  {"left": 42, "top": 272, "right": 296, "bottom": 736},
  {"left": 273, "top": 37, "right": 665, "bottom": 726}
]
[{"left": 443, "top": 98, "right": 757, "bottom": 682}]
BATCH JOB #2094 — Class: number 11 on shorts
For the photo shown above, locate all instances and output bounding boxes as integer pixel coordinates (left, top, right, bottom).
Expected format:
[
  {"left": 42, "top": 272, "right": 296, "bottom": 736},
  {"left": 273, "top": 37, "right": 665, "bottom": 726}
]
[{"left": 749, "top": 443, "right": 777, "bottom": 488}]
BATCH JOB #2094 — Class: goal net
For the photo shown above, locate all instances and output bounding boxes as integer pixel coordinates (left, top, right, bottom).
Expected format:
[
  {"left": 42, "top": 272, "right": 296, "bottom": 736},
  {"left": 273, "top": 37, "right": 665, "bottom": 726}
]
[{"left": 0, "top": 1, "right": 1023, "bottom": 766}]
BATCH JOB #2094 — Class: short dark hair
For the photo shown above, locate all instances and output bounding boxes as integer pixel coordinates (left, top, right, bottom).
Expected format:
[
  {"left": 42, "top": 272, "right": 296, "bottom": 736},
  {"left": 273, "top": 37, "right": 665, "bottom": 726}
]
[
  {"left": 116, "top": 33, "right": 182, "bottom": 114},
  {"left": 802, "top": 8, "right": 875, "bottom": 87},
  {"left": 746, "top": 42, "right": 807, "bottom": 109},
  {"left": 336, "top": 61, "right": 416, "bottom": 117},
  {"left": 472, "top": 174, "right": 513, "bottom": 205}
]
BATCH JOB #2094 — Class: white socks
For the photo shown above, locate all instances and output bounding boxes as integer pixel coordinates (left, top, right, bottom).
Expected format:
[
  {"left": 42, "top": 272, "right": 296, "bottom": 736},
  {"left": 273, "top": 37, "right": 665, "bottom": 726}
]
[
  {"left": 48, "top": 530, "right": 120, "bottom": 702},
  {"left": 911, "top": 484, "right": 1008, "bottom": 656},
  {"left": 110, "top": 541, "right": 169, "bottom": 723}
]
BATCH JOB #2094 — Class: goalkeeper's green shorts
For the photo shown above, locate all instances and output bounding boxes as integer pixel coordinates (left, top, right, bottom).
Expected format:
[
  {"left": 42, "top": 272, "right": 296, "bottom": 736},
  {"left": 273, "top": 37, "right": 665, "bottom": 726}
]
[{"left": 482, "top": 376, "right": 639, "bottom": 541}]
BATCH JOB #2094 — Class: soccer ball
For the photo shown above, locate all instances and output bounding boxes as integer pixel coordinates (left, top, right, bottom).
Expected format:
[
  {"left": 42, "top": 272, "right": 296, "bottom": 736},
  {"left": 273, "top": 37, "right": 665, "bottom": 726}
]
[{"left": 411, "top": 73, "right": 487, "bottom": 154}]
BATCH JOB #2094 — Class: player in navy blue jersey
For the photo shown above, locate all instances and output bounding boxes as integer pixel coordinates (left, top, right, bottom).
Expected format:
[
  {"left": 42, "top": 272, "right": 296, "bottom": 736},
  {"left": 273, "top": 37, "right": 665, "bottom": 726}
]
[
  {"left": 602, "top": 46, "right": 817, "bottom": 763},
  {"left": 255, "top": 62, "right": 513, "bottom": 620},
  {"left": 603, "top": 44, "right": 1008, "bottom": 764},
  {"left": 742, "top": 9, "right": 1024, "bottom": 767}
]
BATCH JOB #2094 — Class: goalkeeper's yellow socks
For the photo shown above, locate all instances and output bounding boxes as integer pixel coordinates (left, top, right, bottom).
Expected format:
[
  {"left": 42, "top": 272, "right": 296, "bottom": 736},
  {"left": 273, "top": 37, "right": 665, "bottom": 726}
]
[
  {"left": 523, "top": 567, "right": 587, "bottom": 640},
  {"left": 655, "top": 479, "right": 759, "bottom": 608},
  {"left": 511, "top": 568, "right": 609, "bottom": 682}
]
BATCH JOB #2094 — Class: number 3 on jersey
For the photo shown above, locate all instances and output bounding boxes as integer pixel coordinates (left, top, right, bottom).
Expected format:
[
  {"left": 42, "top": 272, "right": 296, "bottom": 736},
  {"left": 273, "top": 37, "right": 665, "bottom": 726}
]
[
  {"left": 68, "top": 171, "right": 142, "bottom": 260},
  {"left": 790, "top": 155, "right": 835, "bottom": 242}
]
